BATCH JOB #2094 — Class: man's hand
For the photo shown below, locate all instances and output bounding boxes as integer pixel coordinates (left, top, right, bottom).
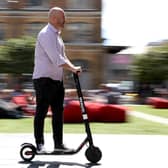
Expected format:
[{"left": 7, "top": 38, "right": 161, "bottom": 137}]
[
  {"left": 61, "top": 62, "right": 82, "bottom": 74},
  {"left": 72, "top": 66, "right": 82, "bottom": 74}
]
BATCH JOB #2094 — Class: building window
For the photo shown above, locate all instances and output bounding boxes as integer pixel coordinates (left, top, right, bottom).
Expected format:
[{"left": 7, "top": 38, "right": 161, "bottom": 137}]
[
  {"left": 0, "top": 1, "right": 7, "bottom": 8},
  {"left": 72, "top": 59, "right": 90, "bottom": 69},
  {"left": 24, "top": 0, "right": 49, "bottom": 9},
  {"left": 65, "top": 59, "right": 91, "bottom": 89},
  {"left": 65, "top": 22, "right": 94, "bottom": 43},
  {"left": 24, "top": 23, "right": 45, "bottom": 37},
  {"left": 67, "top": 0, "right": 94, "bottom": 9},
  {"left": 0, "top": 23, "right": 5, "bottom": 42},
  {"left": 111, "top": 54, "right": 132, "bottom": 65}
]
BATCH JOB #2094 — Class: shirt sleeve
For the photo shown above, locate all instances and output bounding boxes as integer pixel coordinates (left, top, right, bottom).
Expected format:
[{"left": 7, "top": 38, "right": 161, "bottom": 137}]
[{"left": 38, "top": 31, "right": 68, "bottom": 66}]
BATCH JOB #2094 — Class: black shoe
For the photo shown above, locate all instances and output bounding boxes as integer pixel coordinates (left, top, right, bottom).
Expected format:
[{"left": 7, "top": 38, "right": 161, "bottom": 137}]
[
  {"left": 36, "top": 144, "right": 46, "bottom": 154},
  {"left": 54, "top": 144, "right": 74, "bottom": 153}
]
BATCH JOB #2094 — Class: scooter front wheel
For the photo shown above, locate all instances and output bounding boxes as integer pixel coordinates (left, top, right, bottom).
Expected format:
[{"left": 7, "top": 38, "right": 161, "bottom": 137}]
[
  {"left": 85, "top": 146, "right": 102, "bottom": 163},
  {"left": 20, "top": 143, "right": 36, "bottom": 161}
]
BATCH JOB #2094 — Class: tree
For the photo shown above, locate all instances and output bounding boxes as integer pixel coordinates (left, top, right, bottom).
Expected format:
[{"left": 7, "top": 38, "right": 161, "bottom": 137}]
[
  {"left": 0, "top": 36, "right": 35, "bottom": 74},
  {"left": 132, "top": 42, "right": 168, "bottom": 85}
]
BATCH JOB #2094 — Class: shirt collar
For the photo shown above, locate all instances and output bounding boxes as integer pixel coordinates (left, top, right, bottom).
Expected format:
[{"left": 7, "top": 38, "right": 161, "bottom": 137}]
[{"left": 48, "top": 23, "right": 60, "bottom": 34}]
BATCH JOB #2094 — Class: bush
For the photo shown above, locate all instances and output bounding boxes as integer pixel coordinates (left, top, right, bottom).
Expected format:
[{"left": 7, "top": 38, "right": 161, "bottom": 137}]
[{"left": 0, "top": 36, "right": 35, "bottom": 74}]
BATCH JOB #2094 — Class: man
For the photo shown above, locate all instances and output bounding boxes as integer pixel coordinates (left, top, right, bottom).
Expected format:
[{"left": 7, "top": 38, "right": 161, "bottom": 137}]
[{"left": 32, "top": 7, "right": 82, "bottom": 153}]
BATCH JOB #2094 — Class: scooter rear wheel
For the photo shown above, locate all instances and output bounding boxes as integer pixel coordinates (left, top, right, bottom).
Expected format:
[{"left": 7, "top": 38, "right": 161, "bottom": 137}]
[
  {"left": 85, "top": 146, "right": 102, "bottom": 163},
  {"left": 20, "top": 143, "right": 36, "bottom": 161}
]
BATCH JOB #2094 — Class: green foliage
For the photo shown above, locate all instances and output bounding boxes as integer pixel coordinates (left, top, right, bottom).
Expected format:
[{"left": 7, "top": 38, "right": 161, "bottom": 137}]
[
  {"left": 133, "top": 43, "right": 168, "bottom": 84},
  {"left": 0, "top": 36, "right": 36, "bottom": 74}
]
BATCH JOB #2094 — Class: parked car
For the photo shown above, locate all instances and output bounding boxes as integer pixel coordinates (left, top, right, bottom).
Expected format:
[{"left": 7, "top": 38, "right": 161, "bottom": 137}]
[
  {"left": 87, "top": 83, "right": 121, "bottom": 104},
  {"left": 119, "top": 80, "right": 134, "bottom": 94},
  {"left": 0, "top": 99, "right": 24, "bottom": 118}
]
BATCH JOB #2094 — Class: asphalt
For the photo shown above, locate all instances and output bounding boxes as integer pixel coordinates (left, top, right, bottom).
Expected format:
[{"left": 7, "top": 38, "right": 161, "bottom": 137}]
[{"left": 1, "top": 133, "right": 168, "bottom": 168}]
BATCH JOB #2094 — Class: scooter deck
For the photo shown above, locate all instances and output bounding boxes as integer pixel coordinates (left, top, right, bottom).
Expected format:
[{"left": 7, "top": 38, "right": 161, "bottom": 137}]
[{"left": 36, "top": 149, "right": 76, "bottom": 155}]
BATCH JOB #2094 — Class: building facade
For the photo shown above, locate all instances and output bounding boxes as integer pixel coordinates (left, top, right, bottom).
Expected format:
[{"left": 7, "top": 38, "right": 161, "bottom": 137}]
[{"left": 0, "top": 0, "right": 103, "bottom": 89}]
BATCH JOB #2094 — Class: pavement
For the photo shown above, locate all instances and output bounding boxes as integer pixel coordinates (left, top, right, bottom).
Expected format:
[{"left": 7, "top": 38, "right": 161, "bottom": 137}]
[{"left": 1, "top": 133, "right": 168, "bottom": 168}]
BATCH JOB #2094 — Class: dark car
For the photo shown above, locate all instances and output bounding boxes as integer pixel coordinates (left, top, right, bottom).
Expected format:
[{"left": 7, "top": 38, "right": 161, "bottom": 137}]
[
  {"left": 87, "top": 83, "right": 121, "bottom": 104},
  {"left": 0, "top": 99, "right": 23, "bottom": 118}
]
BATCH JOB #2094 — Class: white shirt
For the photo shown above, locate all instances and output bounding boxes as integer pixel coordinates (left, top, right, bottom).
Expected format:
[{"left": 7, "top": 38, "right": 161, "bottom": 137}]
[{"left": 33, "top": 23, "right": 68, "bottom": 81}]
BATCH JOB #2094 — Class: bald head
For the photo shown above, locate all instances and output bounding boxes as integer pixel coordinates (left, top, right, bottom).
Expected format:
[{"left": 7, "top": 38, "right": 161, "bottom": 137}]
[{"left": 48, "top": 7, "right": 65, "bottom": 30}]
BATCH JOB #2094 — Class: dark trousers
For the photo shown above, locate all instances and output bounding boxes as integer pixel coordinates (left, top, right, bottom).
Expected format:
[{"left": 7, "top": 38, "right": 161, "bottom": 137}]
[{"left": 33, "top": 78, "right": 64, "bottom": 148}]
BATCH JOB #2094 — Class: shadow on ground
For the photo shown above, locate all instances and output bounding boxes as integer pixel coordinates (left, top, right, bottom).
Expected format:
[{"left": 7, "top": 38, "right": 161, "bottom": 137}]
[{"left": 19, "top": 160, "right": 101, "bottom": 168}]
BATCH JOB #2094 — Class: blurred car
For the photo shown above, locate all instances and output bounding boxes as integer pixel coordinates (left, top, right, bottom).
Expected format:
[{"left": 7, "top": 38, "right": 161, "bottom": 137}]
[
  {"left": 0, "top": 99, "right": 24, "bottom": 118},
  {"left": 87, "top": 83, "right": 121, "bottom": 104},
  {"left": 119, "top": 80, "right": 134, "bottom": 94}
]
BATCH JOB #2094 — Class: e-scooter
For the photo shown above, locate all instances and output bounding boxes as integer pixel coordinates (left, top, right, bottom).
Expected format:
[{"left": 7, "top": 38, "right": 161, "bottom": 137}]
[{"left": 20, "top": 73, "right": 102, "bottom": 163}]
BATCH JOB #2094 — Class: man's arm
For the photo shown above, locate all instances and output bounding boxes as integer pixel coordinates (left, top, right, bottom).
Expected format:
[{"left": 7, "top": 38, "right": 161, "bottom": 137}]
[
  {"left": 39, "top": 32, "right": 68, "bottom": 66},
  {"left": 39, "top": 30, "right": 82, "bottom": 73}
]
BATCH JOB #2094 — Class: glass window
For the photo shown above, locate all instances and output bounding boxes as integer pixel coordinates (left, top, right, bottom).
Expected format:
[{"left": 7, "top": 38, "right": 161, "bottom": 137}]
[
  {"left": 65, "top": 59, "right": 91, "bottom": 89},
  {"left": 67, "top": 0, "right": 94, "bottom": 9},
  {"left": 0, "top": 1, "right": 7, "bottom": 8},
  {"left": 65, "top": 22, "right": 94, "bottom": 43},
  {"left": 111, "top": 54, "right": 132, "bottom": 64},
  {"left": 24, "top": 23, "right": 45, "bottom": 37},
  {"left": 24, "top": 0, "right": 49, "bottom": 9},
  {"left": 72, "top": 59, "right": 90, "bottom": 69},
  {"left": 0, "top": 23, "right": 5, "bottom": 42}
]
